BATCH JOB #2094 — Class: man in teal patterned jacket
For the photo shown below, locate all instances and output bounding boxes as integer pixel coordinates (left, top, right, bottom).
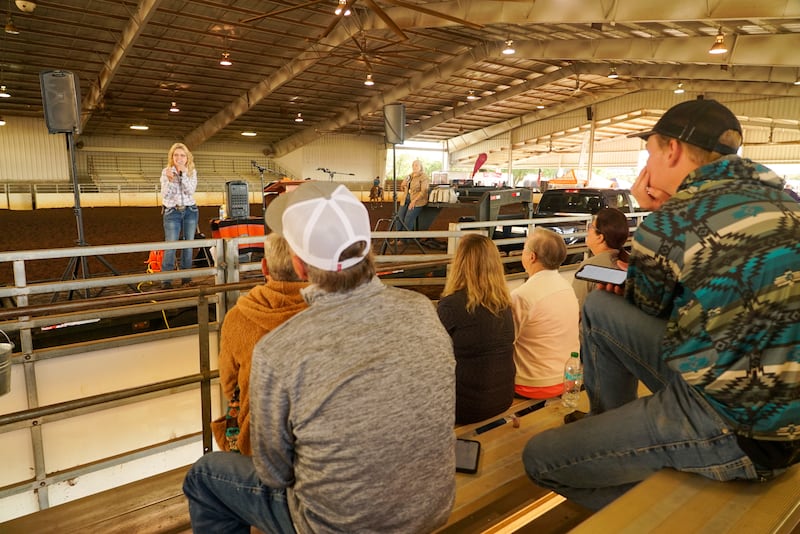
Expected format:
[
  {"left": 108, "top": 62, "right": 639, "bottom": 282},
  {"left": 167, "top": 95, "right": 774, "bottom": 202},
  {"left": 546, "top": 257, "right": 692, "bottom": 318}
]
[{"left": 523, "top": 99, "right": 800, "bottom": 510}]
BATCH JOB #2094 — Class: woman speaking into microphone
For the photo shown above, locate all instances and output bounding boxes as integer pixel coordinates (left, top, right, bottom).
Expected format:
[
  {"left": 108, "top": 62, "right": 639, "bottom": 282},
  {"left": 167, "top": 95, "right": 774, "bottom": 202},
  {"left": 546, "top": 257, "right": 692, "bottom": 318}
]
[{"left": 159, "top": 142, "right": 199, "bottom": 288}]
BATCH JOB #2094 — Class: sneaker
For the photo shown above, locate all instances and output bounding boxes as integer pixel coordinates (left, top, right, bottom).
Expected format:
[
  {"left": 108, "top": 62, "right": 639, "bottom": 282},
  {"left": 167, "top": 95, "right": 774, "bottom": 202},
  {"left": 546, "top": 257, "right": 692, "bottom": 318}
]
[
  {"left": 161, "top": 281, "right": 173, "bottom": 289},
  {"left": 563, "top": 410, "right": 587, "bottom": 424},
  {"left": 181, "top": 278, "right": 192, "bottom": 286}
]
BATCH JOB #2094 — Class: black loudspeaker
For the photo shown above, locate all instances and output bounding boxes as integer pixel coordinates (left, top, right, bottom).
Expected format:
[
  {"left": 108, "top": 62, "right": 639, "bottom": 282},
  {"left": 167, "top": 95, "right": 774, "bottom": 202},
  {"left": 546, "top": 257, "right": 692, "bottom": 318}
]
[
  {"left": 39, "top": 70, "right": 82, "bottom": 134},
  {"left": 384, "top": 103, "right": 405, "bottom": 145},
  {"left": 586, "top": 106, "right": 593, "bottom": 121},
  {"left": 226, "top": 180, "right": 250, "bottom": 219}
]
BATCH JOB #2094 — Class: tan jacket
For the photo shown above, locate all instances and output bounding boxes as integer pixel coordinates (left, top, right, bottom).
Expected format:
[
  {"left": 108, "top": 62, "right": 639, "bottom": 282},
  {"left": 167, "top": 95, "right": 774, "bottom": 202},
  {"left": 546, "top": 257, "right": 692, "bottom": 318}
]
[{"left": 404, "top": 171, "right": 430, "bottom": 207}]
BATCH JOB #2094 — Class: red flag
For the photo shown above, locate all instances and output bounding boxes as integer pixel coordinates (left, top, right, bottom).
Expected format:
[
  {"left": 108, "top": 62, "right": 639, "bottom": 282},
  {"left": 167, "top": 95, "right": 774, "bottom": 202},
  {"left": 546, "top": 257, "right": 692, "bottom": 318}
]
[{"left": 471, "top": 153, "right": 487, "bottom": 180}]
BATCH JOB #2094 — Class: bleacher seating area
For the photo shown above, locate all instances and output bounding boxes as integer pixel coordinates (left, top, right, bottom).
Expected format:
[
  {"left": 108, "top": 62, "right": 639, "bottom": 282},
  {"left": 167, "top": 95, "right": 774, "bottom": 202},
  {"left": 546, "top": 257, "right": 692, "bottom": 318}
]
[{"left": 83, "top": 153, "right": 296, "bottom": 191}]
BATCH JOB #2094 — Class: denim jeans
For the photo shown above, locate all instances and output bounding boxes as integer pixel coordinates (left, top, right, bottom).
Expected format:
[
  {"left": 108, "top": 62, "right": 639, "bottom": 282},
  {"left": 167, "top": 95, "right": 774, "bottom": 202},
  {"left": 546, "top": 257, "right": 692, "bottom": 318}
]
[
  {"left": 162, "top": 205, "right": 198, "bottom": 272},
  {"left": 522, "top": 290, "right": 760, "bottom": 510},
  {"left": 183, "top": 452, "right": 296, "bottom": 534},
  {"left": 396, "top": 200, "right": 422, "bottom": 232}
]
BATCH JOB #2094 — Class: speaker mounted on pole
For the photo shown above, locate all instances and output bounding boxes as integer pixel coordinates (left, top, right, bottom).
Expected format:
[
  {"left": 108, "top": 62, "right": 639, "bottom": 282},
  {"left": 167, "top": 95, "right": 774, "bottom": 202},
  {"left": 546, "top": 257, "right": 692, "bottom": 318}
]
[
  {"left": 39, "top": 70, "right": 82, "bottom": 134},
  {"left": 383, "top": 103, "right": 405, "bottom": 145}
]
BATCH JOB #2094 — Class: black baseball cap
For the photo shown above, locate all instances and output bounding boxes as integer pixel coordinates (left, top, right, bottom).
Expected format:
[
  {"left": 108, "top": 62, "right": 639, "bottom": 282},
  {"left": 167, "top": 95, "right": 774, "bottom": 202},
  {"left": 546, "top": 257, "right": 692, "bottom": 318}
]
[{"left": 628, "top": 99, "right": 742, "bottom": 155}]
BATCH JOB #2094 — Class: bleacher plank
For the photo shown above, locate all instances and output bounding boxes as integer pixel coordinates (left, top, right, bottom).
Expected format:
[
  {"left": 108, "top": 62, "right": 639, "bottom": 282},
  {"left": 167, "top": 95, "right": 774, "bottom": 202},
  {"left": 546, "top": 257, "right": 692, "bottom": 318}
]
[
  {"left": 437, "top": 396, "right": 578, "bottom": 531},
  {"left": 1, "top": 466, "right": 191, "bottom": 534},
  {"left": 572, "top": 465, "right": 800, "bottom": 534}
]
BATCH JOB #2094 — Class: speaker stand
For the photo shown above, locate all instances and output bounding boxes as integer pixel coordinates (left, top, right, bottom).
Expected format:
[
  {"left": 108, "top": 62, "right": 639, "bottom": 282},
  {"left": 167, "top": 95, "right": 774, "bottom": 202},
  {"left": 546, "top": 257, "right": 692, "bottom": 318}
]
[
  {"left": 51, "top": 132, "right": 131, "bottom": 302},
  {"left": 379, "top": 144, "right": 424, "bottom": 255}
]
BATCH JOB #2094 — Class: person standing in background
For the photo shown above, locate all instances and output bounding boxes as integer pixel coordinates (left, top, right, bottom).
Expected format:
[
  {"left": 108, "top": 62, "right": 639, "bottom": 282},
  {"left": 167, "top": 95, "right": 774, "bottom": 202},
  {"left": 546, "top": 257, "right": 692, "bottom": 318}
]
[
  {"left": 159, "top": 142, "right": 198, "bottom": 288},
  {"left": 211, "top": 233, "right": 308, "bottom": 456},
  {"left": 396, "top": 159, "right": 429, "bottom": 232},
  {"left": 437, "top": 233, "right": 515, "bottom": 424}
]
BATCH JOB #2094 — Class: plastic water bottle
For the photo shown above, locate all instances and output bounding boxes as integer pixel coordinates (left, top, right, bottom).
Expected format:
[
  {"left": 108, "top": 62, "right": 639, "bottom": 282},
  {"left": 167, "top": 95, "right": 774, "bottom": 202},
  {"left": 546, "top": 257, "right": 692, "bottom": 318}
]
[
  {"left": 219, "top": 204, "right": 226, "bottom": 220},
  {"left": 563, "top": 351, "right": 583, "bottom": 409}
]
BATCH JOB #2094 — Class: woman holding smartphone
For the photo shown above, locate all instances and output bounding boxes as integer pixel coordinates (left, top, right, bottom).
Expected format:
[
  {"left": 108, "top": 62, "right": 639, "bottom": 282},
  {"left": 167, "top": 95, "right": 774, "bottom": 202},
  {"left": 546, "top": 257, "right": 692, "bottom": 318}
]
[{"left": 572, "top": 207, "right": 630, "bottom": 307}]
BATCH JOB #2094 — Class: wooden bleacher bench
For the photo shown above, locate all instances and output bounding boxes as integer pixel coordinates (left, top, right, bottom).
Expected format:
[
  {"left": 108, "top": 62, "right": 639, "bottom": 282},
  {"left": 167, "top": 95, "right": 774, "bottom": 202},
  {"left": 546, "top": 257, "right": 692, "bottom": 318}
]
[
  {"left": 4, "top": 390, "right": 798, "bottom": 534},
  {"left": 573, "top": 465, "right": 800, "bottom": 533},
  {"left": 1, "top": 466, "right": 192, "bottom": 534}
]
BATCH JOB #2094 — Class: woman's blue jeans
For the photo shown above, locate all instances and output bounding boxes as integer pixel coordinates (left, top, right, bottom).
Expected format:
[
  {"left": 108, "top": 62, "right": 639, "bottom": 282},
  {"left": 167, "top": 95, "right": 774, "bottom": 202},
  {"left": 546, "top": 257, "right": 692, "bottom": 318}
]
[
  {"left": 183, "top": 452, "right": 296, "bottom": 534},
  {"left": 396, "top": 201, "right": 422, "bottom": 232},
  {"left": 522, "top": 290, "right": 760, "bottom": 510},
  {"left": 162, "top": 205, "right": 198, "bottom": 272}
]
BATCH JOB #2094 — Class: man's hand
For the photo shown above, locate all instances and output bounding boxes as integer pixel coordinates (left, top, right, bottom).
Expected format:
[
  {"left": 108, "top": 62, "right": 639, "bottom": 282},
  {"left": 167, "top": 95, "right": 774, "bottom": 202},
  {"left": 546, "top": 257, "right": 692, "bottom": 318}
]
[
  {"left": 632, "top": 167, "right": 668, "bottom": 210},
  {"left": 595, "top": 259, "right": 628, "bottom": 295}
]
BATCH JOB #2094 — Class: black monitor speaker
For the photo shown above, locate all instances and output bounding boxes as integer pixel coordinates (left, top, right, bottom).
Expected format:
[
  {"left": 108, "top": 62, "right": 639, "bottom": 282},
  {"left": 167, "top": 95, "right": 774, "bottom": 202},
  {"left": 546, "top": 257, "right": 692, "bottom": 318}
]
[
  {"left": 40, "top": 70, "right": 82, "bottom": 134},
  {"left": 384, "top": 103, "right": 405, "bottom": 145},
  {"left": 226, "top": 180, "right": 250, "bottom": 219}
]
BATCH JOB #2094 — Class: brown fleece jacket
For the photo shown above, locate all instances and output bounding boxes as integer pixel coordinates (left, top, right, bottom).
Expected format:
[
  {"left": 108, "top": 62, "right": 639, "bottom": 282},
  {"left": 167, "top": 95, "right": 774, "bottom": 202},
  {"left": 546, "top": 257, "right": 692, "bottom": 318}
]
[{"left": 212, "top": 279, "right": 308, "bottom": 455}]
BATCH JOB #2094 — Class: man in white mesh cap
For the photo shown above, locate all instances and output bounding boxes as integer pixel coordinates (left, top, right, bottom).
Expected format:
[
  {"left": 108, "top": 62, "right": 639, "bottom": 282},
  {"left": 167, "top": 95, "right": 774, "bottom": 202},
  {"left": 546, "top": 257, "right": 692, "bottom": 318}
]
[{"left": 184, "top": 182, "right": 457, "bottom": 533}]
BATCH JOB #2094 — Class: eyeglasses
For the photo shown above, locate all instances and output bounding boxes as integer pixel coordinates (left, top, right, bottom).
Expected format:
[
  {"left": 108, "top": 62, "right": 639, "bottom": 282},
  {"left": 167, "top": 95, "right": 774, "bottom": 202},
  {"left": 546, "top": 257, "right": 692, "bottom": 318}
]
[{"left": 586, "top": 222, "right": 596, "bottom": 232}]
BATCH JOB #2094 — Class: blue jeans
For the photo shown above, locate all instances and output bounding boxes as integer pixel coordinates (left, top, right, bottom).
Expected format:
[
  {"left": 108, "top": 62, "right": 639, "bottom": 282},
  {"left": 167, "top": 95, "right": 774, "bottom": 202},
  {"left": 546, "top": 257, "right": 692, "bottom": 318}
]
[
  {"left": 396, "top": 200, "right": 422, "bottom": 232},
  {"left": 162, "top": 205, "right": 198, "bottom": 272},
  {"left": 522, "top": 290, "right": 761, "bottom": 510},
  {"left": 183, "top": 452, "right": 296, "bottom": 534}
]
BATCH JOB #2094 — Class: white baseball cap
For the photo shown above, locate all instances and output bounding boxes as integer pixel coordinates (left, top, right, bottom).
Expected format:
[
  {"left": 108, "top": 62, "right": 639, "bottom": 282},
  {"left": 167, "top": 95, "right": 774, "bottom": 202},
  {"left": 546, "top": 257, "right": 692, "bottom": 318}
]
[{"left": 265, "top": 182, "right": 371, "bottom": 271}]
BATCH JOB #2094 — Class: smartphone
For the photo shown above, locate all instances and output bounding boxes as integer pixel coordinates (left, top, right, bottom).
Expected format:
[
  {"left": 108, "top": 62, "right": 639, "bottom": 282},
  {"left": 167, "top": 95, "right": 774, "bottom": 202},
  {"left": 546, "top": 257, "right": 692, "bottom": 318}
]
[
  {"left": 455, "top": 438, "right": 481, "bottom": 474},
  {"left": 574, "top": 264, "right": 627, "bottom": 285}
]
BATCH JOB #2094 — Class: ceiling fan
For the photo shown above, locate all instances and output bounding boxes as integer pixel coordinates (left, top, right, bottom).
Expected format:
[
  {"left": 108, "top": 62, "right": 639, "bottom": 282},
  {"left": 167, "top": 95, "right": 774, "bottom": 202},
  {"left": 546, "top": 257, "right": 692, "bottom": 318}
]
[
  {"left": 327, "top": 31, "right": 422, "bottom": 71},
  {"left": 241, "top": 0, "right": 483, "bottom": 41}
]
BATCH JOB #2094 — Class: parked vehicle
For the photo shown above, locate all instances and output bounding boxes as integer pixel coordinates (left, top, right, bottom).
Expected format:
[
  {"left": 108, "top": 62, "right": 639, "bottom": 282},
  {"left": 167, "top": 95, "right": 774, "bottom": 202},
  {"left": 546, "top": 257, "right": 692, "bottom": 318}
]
[{"left": 532, "top": 188, "right": 643, "bottom": 263}]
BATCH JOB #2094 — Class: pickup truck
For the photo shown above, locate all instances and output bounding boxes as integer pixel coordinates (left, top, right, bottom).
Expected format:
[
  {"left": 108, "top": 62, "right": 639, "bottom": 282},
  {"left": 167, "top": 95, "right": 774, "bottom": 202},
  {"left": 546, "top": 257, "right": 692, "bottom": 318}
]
[{"left": 531, "top": 188, "right": 644, "bottom": 262}]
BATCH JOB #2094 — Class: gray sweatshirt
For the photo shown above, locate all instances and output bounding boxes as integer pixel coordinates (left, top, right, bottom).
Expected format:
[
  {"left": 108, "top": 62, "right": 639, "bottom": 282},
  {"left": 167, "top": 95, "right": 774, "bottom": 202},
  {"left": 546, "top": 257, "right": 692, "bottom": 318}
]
[{"left": 251, "top": 277, "right": 456, "bottom": 533}]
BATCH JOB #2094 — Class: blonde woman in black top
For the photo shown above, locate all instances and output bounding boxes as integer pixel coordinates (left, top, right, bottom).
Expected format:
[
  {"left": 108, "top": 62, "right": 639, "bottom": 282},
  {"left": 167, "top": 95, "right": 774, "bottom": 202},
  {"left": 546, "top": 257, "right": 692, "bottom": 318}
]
[{"left": 437, "top": 233, "right": 515, "bottom": 424}]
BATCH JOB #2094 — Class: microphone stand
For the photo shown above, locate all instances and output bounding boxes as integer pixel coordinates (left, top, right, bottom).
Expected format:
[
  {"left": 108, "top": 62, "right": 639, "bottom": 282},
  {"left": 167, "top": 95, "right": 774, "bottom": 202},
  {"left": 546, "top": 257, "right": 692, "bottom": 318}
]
[{"left": 252, "top": 161, "right": 267, "bottom": 224}]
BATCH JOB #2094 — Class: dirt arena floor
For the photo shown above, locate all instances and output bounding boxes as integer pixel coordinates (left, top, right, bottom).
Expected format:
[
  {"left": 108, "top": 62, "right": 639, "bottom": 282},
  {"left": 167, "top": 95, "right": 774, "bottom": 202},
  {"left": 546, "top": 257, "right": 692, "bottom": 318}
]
[{"left": 0, "top": 200, "right": 476, "bottom": 284}]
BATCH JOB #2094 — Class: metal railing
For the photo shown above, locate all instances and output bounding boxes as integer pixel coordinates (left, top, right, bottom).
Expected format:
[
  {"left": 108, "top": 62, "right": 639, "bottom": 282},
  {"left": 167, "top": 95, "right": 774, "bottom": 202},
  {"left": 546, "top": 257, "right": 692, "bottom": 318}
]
[{"left": 0, "top": 212, "right": 648, "bottom": 520}]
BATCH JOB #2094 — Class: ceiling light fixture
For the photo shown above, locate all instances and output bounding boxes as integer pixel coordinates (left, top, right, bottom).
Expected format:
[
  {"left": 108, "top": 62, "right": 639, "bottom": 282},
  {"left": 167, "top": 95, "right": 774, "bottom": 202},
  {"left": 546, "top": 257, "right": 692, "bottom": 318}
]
[
  {"left": 15, "top": 1, "right": 36, "bottom": 13},
  {"left": 794, "top": 77, "right": 800, "bottom": 86},
  {"left": 219, "top": 51, "right": 232, "bottom": 66},
  {"left": 0, "top": 85, "right": 10, "bottom": 98},
  {"left": 502, "top": 39, "right": 515, "bottom": 55},
  {"left": 129, "top": 124, "right": 149, "bottom": 131},
  {"left": 364, "top": 73, "right": 374, "bottom": 86},
  {"left": 467, "top": 90, "right": 479, "bottom": 101},
  {"left": 537, "top": 101, "right": 545, "bottom": 109},
  {"left": 5, "top": 15, "right": 18, "bottom": 34},
  {"left": 607, "top": 66, "right": 619, "bottom": 79},
  {"left": 334, "top": 0, "right": 350, "bottom": 16},
  {"left": 295, "top": 112, "right": 303, "bottom": 123},
  {"left": 0, "top": 117, "right": 6, "bottom": 126},
  {"left": 708, "top": 29, "right": 728, "bottom": 55},
  {"left": 241, "top": 131, "right": 257, "bottom": 137},
  {"left": 674, "top": 81, "right": 685, "bottom": 94},
  {"left": 169, "top": 101, "right": 180, "bottom": 112}
]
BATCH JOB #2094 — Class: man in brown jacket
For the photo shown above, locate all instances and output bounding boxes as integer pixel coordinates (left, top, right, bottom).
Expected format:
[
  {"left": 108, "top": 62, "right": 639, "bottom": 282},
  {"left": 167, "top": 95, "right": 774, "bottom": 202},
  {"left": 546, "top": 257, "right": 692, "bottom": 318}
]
[{"left": 211, "top": 233, "right": 308, "bottom": 455}]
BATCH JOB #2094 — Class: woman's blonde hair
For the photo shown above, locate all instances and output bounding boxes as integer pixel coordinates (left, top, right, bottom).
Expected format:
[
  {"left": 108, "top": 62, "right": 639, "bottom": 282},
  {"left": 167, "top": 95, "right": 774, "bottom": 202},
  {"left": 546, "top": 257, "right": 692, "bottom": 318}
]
[
  {"left": 441, "top": 233, "right": 511, "bottom": 315},
  {"left": 167, "top": 142, "right": 196, "bottom": 174}
]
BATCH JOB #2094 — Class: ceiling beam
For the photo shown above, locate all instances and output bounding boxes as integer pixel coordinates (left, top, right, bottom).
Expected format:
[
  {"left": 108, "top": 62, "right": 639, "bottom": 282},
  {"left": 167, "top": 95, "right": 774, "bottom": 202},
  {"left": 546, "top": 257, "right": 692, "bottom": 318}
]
[
  {"left": 79, "top": 0, "right": 163, "bottom": 133},
  {"left": 182, "top": 22, "right": 361, "bottom": 149},
  {"left": 267, "top": 41, "right": 499, "bottom": 157},
  {"left": 372, "top": 0, "right": 800, "bottom": 30}
]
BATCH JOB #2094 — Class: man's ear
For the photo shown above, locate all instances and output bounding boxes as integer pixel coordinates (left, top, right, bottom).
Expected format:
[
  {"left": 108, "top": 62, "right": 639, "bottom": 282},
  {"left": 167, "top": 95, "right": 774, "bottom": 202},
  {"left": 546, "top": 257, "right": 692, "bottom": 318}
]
[
  {"left": 666, "top": 138, "right": 684, "bottom": 167},
  {"left": 291, "top": 254, "right": 308, "bottom": 281}
]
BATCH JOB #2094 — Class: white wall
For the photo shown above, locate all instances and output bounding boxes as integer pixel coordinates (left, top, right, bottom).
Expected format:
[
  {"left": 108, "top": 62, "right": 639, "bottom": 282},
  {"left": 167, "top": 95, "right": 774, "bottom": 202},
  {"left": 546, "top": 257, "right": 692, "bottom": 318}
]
[{"left": 0, "top": 117, "right": 71, "bottom": 182}]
